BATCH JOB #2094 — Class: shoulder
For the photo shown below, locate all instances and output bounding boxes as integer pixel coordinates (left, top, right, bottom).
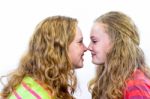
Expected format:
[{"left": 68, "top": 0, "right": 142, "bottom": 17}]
[
  {"left": 124, "top": 69, "right": 150, "bottom": 99},
  {"left": 8, "top": 76, "right": 54, "bottom": 99}
]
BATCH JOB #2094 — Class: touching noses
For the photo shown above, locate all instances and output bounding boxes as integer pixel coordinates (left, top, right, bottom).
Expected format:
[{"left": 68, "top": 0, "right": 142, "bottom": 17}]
[
  {"left": 83, "top": 44, "right": 87, "bottom": 52},
  {"left": 88, "top": 42, "right": 92, "bottom": 51}
]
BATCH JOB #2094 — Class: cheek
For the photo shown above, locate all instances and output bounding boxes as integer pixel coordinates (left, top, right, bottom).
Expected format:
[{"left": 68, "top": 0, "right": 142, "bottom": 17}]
[
  {"left": 76, "top": 45, "right": 83, "bottom": 52},
  {"left": 94, "top": 45, "right": 107, "bottom": 58},
  {"left": 77, "top": 47, "right": 82, "bottom": 55},
  {"left": 70, "top": 45, "right": 81, "bottom": 56},
  {"left": 93, "top": 45, "right": 102, "bottom": 53}
]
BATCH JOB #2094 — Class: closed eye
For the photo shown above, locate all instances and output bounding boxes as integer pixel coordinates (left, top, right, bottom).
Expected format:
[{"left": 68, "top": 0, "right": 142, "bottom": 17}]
[
  {"left": 79, "top": 40, "right": 83, "bottom": 43},
  {"left": 92, "top": 40, "right": 97, "bottom": 43}
]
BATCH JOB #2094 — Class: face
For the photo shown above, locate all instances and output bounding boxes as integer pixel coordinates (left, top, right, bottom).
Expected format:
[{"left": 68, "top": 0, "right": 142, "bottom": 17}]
[
  {"left": 88, "top": 22, "right": 112, "bottom": 65},
  {"left": 68, "top": 27, "right": 87, "bottom": 69}
]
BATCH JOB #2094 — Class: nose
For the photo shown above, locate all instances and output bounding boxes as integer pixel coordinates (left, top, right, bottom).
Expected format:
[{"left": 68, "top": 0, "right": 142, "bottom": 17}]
[
  {"left": 88, "top": 43, "right": 92, "bottom": 51},
  {"left": 83, "top": 44, "right": 87, "bottom": 52}
]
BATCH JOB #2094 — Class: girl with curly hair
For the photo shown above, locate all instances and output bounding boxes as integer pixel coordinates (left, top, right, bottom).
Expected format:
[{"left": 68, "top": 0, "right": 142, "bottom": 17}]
[
  {"left": 88, "top": 11, "right": 150, "bottom": 99},
  {"left": 1, "top": 16, "right": 87, "bottom": 99}
]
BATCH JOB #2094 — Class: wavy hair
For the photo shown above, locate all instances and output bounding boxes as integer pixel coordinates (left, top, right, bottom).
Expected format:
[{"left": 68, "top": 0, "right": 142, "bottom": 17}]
[
  {"left": 1, "top": 16, "right": 78, "bottom": 99},
  {"left": 89, "top": 11, "right": 150, "bottom": 99}
]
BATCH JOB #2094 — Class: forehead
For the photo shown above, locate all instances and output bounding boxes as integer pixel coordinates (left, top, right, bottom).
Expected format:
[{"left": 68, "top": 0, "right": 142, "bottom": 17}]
[
  {"left": 91, "top": 23, "right": 106, "bottom": 35},
  {"left": 75, "top": 27, "right": 82, "bottom": 38},
  {"left": 90, "top": 22, "right": 110, "bottom": 40}
]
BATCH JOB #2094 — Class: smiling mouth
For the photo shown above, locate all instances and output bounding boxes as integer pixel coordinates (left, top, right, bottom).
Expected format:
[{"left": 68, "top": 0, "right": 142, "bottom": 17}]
[
  {"left": 81, "top": 54, "right": 84, "bottom": 60},
  {"left": 91, "top": 54, "right": 96, "bottom": 57},
  {"left": 81, "top": 54, "right": 84, "bottom": 56}
]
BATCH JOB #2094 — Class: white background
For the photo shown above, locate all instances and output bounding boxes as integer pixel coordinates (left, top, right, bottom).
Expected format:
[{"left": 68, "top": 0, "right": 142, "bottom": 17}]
[{"left": 0, "top": 0, "right": 150, "bottom": 99}]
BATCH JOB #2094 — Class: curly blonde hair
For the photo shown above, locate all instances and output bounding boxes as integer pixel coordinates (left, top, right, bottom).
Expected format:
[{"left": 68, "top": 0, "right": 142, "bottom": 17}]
[
  {"left": 89, "top": 11, "right": 150, "bottom": 99},
  {"left": 1, "top": 16, "right": 78, "bottom": 99}
]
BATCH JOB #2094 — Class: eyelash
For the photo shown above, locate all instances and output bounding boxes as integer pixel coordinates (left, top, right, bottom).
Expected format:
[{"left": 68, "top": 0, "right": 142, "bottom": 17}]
[
  {"left": 79, "top": 40, "right": 83, "bottom": 43},
  {"left": 92, "top": 40, "right": 97, "bottom": 43}
]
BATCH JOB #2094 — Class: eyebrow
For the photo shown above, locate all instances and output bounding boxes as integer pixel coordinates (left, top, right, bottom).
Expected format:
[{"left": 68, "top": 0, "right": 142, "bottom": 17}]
[
  {"left": 75, "top": 37, "right": 83, "bottom": 42},
  {"left": 79, "top": 37, "right": 83, "bottom": 40},
  {"left": 90, "top": 36, "right": 96, "bottom": 39}
]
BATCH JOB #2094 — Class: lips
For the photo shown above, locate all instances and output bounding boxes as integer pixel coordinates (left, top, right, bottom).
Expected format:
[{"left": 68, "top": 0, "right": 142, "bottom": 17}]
[
  {"left": 81, "top": 54, "right": 84, "bottom": 61},
  {"left": 81, "top": 54, "right": 84, "bottom": 56},
  {"left": 91, "top": 53, "right": 96, "bottom": 57}
]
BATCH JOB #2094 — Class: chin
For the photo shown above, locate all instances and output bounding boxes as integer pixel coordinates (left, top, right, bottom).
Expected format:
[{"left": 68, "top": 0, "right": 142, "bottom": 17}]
[
  {"left": 92, "top": 60, "right": 104, "bottom": 65},
  {"left": 74, "top": 65, "right": 83, "bottom": 69},
  {"left": 92, "top": 60, "right": 97, "bottom": 64}
]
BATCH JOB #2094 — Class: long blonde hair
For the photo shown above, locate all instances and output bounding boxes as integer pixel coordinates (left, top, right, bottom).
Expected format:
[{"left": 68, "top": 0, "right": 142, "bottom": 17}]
[
  {"left": 89, "top": 11, "right": 150, "bottom": 99},
  {"left": 1, "top": 16, "right": 77, "bottom": 99}
]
